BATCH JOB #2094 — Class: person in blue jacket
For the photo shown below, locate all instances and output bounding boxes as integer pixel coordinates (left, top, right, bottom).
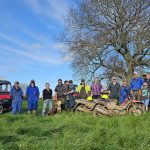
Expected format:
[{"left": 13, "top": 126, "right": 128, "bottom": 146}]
[
  {"left": 10, "top": 81, "right": 23, "bottom": 114},
  {"left": 120, "top": 79, "right": 130, "bottom": 105},
  {"left": 130, "top": 71, "right": 144, "bottom": 100},
  {"left": 26, "top": 80, "right": 40, "bottom": 114}
]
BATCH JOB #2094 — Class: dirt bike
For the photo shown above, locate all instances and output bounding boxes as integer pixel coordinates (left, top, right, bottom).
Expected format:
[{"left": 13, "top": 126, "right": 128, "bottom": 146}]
[{"left": 73, "top": 95, "right": 145, "bottom": 116}]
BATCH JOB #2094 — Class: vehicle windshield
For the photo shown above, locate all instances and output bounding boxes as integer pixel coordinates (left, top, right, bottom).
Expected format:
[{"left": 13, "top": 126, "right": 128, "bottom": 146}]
[{"left": 0, "top": 84, "right": 11, "bottom": 93}]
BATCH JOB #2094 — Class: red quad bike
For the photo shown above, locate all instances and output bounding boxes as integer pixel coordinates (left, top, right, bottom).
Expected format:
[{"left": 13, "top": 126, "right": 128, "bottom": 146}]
[{"left": 0, "top": 80, "right": 12, "bottom": 114}]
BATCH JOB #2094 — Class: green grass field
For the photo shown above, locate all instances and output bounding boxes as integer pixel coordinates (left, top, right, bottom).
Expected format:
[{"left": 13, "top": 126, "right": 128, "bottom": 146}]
[{"left": 0, "top": 100, "right": 150, "bottom": 150}]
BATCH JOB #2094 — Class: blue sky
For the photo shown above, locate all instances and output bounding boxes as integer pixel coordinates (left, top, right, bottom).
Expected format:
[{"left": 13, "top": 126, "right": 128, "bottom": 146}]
[{"left": 0, "top": 0, "right": 79, "bottom": 93}]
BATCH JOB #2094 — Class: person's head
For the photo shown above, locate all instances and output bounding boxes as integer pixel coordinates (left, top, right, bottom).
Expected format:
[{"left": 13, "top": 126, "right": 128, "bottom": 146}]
[
  {"left": 122, "top": 79, "right": 127, "bottom": 86},
  {"left": 94, "top": 78, "right": 99, "bottom": 84},
  {"left": 133, "top": 71, "right": 138, "bottom": 78},
  {"left": 81, "top": 79, "right": 85, "bottom": 85},
  {"left": 112, "top": 77, "right": 117, "bottom": 83},
  {"left": 143, "top": 82, "right": 148, "bottom": 88},
  {"left": 30, "top": 80, "right": 35, "bottom": 87},
  {"left": 69, "top": 80, "right": 73, "bottom": 85},
  {"left": 146, "top": 73, "right": 150, "bottom": 80},
  {"left": 14, "top": 81, "right": 19, "bottom": 89},
  {"left": 58, "top": 79, "right": 62, "bottom": 85},
  {"left": 45, "top": 83, "right": 50, "bottom": 89},
  {"left": 64, "top": 80, "right": 69, "bottom": 85}
]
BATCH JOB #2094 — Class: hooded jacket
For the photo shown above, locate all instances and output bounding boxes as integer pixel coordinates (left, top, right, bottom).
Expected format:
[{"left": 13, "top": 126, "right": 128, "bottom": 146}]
[{"left": 26, "top": 85, "right": 40, "bottom": 101}]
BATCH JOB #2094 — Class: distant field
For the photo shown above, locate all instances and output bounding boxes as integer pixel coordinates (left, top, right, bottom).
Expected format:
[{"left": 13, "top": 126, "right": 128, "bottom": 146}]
[{"left": 0, "top": 100, "right": 150, "bottom": 150}]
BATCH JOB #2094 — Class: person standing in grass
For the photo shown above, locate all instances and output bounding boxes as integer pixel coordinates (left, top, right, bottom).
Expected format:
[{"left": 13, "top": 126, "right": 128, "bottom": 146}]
[
  {"left": 141, "top": 82, "right": 149, "bottom": 111},
  {"left": 63, "top": 80, "right": 69, "bottom": 109},
  {"left": 91, "top": 78, "right": 103, "bottom": 99},
  {"left": 42, "top": 83, "right": 53, "bottom": 116},
  {"left": 76, "top": 79, "right": 91, "bottom": 99},
  {"left": 10, "top": 81, "right": 23, "bottom": 114},
  {"left": 130, "top": 71, "right": 144, "bottom": 100},
  {"left": 146, "top": 73, "right": 150, "bottom": 90},
  {"left": 65, "top": 80, "right": 76, "bottom": 109},
  {"left": 26, "top": 80, "right": 40, "bottom": 115},
  {"left": 120, "top": 79, "right": 130, "bottom": 105},
  {"left": 108, "top": 77, "right": 120, "bottom": 101},
  {"left": 54, "top": 79, "right": 66, "bottom": 112}
]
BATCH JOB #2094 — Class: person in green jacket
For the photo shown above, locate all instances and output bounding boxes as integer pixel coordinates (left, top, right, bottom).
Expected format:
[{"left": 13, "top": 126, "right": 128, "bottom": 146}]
[{"left": 76, "top": 79, "right": 91, "bottom": 99}]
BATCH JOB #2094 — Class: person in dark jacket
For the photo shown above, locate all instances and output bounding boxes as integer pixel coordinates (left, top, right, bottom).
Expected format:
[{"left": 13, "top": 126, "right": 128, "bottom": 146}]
[
  {"left": 66, "top": 80, "right": 76, "bottom": 109},
  {"left": 120, "top": 79, "right": 130, "bottom": 105},
  {"left": 146, "top": 73, "right": 150, "bottom": 90},
  {"left": 108, "top": 77, "right": 120, "bottom": 101},
  {"left": 42, "top": 83, "right": 53, "bottom": 116},
  {"left": 54, "top": 79, "right": 66, "bottom": 112},
  {"left": 10, "top": 81, "right": 23, "bottom": 114},
  {"left": 26, "top": 80, "right": 40, "bottom": 114}
]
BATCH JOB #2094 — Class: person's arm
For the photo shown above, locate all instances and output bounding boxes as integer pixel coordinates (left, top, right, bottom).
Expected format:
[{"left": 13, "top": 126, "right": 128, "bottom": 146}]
[
  {"left": 130, "top": 80, "right": 133, "bottom": 94},
  {"left": 26, "top": 87, "right": 29, "bottom": 97},
  {"left": 107, "top": 84, "right": 111, "bottom": 94},
  {"left": 100, "top": 84, "right": 103, "bottom": 92},
  {"left": 37, "top": 87, "right": 40, "bottom": 99},
  {"left": 10, "top": 88, "right": 13, "bottom": 98},
  {"left": 54, "top": 86, "right": 57, "bottom": 96},
  {"left": 20, "top": 88, "right": 23, "bottom": 100},
  {"left": 42, "top": 90, "right": 45, "bottom": 100}
]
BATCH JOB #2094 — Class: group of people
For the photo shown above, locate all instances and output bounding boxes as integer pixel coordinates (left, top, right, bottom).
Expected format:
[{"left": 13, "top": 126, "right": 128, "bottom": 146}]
[{"left": 10, "top": 71, "right": 150, "bottom": 115}]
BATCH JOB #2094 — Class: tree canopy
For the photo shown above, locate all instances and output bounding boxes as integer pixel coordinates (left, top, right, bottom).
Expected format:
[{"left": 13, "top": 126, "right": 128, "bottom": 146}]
[{"left": 60, "top": 0, "right": 150, "bottom": 81}]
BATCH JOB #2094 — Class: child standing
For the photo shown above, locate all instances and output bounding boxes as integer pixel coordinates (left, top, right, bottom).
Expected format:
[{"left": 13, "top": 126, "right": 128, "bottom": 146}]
[
  {"left": 141, "top": 82, "right": 149, "bottom": 111},
  {"left": 120, "top": 79, "right": 130, "bottom": 105}
]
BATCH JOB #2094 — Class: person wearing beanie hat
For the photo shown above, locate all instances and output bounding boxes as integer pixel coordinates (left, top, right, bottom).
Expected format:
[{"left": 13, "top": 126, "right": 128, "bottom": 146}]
[
  {"left": 10, "top": 81, "right": 23, "bottom": 114},
  {"left": 76, "top": 79, "right": 91, "bottom": 99},
  {"left": 26, "top": 80, "right": 40, "bottom": 114}
]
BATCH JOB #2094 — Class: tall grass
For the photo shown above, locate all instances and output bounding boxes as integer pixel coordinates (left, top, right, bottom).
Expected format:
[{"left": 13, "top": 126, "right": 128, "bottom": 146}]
[{"left": 0, "top": 100, "right": 150, "bottom": 150}]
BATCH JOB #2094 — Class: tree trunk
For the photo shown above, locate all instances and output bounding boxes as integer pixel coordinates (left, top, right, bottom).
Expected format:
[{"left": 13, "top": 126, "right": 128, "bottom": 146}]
[{"left": 127, "top": 67, "right": 134, "bottom": 86}]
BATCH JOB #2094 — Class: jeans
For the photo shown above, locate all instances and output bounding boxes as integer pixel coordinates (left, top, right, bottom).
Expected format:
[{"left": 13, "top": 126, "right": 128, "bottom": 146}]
[
  {"left": 12, "top": 100, "right": 22, "bottom": 114},
  {"left": 42, "top": 99, "right": 52, "bottom": 115}
]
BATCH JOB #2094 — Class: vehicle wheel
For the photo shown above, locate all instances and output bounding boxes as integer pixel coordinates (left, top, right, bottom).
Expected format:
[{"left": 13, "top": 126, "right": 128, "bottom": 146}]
[
  {"left": 74, "top": 104, "right": 88, "bottom": 113},
  {"left": 93, "top": 105, "right": 110, "bottom": 117},
  {"left": 128, "top": 104, "right": 145, "bottom": 116},
  {"left": 0, "top": 105, "right": 3, "bottom": 114}
]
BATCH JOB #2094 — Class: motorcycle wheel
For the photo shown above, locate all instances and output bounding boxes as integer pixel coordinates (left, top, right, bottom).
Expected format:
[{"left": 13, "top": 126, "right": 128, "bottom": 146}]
[
  {"left": 128, "top": 104, "right": 145, "bottom": 116},
  {"left": 93, "top": 105, "right": 110, "bottom": 117},
  {"left": 0, "top": 105, "right": 3, "bottom": 114},
  {"left": 74, "top": 104, "right": 89, "bottom": 113}
]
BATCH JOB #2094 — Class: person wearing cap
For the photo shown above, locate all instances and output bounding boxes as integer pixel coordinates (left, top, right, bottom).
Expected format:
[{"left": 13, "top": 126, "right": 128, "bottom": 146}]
[
  {"left": 10, "top": 81, "right": 23, "bottom": 114},
  {"left": 26, "top": 80, "right": 40, "bottom": 114},
  {"left": 141, "top": 82, "right": 149, "bottom": 111},
  {"left": 76, "top": 79, "right": 91, "bottom": 99},
  {"left": 108, "top": 77, "right": 120, "bottom": 101},
  {"left": 130, "top": 72, "right": 144, "bottom": 100},
  {"left": 119, "top": 79, "right": 130, "bottom": 105},
  {"left": 91, "top": 78, "right": 103, "bottom": 99},
  {"left": 42, "top": 83, "right": 53, "bottom": 116}
]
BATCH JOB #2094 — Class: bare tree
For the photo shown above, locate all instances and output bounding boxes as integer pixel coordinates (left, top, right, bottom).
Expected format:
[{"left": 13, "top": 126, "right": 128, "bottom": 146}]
[{"left": 60, "top": 0, "right": 150, "bottom": 82}]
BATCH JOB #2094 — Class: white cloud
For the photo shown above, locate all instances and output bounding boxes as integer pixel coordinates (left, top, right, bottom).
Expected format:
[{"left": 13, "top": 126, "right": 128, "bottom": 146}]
[
  {"left": 0, "top": 44, "right": 63, "bottom": 65},
  {"left": 24, "top": 0, "right": 69, "bottom": 23}
]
